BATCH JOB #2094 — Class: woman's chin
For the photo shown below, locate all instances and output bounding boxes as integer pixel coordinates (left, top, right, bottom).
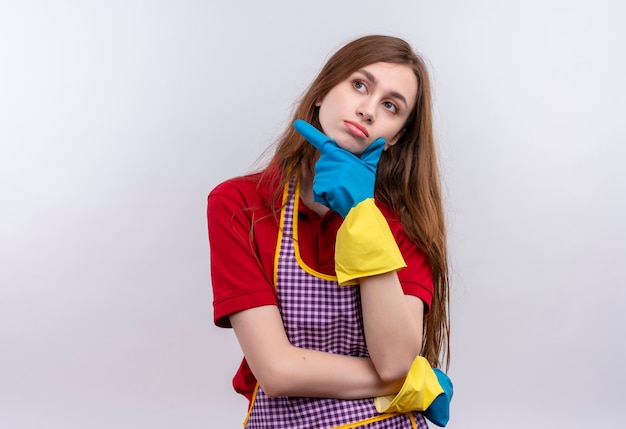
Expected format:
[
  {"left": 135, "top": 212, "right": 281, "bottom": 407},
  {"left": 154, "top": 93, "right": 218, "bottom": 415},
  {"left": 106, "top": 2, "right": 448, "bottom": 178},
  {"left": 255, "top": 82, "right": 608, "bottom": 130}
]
[{"left": 335, "top": 140, "right": 366, "bottom": 156}]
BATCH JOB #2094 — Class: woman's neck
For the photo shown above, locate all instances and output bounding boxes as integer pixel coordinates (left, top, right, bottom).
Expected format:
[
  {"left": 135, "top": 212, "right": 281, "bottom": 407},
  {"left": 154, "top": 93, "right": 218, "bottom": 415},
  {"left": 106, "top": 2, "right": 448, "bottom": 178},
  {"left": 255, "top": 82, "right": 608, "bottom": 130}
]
[{"left": 299, "top": 170, "right": 330, "bottom": 217}]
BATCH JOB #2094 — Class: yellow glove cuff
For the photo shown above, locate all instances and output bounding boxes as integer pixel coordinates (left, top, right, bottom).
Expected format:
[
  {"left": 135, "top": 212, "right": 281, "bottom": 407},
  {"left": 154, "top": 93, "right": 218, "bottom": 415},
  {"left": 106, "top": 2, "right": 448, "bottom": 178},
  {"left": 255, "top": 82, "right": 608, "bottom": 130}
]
[
  {"left": 335, "top": 199, "right": 406, "bottom": 286},
  {"left": 374, "top": 356, "right": 444, "bottom": 414}
]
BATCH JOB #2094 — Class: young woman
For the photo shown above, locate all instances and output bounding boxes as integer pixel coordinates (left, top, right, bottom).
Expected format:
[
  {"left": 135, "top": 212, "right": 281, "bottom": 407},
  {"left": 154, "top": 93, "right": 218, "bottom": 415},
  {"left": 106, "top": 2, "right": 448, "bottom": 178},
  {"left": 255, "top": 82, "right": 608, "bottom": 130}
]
[{"left": 208, "top": 35, "right": 452, "bottom": 428}]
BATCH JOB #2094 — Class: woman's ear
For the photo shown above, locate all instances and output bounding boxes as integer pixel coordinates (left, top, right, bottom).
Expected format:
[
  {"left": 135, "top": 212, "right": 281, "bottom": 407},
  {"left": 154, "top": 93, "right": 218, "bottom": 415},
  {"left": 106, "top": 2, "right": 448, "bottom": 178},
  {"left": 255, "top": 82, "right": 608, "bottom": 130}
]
[{"left": 385, "top": 128, "right": 405, "bottom": 150}]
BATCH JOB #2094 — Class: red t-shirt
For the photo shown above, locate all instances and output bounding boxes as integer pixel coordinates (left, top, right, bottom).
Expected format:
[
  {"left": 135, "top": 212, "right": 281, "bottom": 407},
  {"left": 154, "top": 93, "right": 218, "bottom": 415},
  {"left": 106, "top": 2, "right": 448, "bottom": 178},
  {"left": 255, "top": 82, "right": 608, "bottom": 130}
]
[{"left": 207, "top": 168, "right": 434, "bottom": 400}]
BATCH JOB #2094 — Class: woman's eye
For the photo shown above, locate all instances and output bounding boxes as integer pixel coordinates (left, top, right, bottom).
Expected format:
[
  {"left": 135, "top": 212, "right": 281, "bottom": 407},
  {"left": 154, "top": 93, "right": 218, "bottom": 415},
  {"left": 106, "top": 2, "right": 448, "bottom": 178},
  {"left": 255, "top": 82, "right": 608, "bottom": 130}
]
[
  {"left": 353, "top": 80, "right": 367, "bottom": 93},
  {"left": 383, "top": 101, "right": 398, "bottom": 113}
]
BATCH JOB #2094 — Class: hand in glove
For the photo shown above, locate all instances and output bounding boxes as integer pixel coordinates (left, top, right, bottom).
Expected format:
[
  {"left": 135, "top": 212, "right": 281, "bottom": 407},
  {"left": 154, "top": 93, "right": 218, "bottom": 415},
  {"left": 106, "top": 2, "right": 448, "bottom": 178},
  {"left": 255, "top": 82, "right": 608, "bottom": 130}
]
[
  {"left": 293, "top": 118, "right": 385, "bottom": 218},
  {"left": 374, "top": 356, "right": 453, "bottom": 427},
  {"left": 423, "top": 368, "right": 453, "bottom": 427},
  {"left": 293, "top": 119, "right": 406, "bottom": 285}
]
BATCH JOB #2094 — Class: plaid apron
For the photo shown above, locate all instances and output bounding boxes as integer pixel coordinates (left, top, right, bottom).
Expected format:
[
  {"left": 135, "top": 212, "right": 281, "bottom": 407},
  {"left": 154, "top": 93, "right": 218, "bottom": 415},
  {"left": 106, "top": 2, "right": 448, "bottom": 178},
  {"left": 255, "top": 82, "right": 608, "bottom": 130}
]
[{"left": 244, "top": 181, "right": 428, "bottom": 429}]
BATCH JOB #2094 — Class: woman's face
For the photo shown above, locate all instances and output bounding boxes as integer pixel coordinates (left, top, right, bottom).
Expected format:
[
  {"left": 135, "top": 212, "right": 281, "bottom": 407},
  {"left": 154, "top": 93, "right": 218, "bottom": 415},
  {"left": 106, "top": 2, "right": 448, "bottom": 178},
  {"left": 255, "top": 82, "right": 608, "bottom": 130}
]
[{"left": 316, "top": 62, "right": 418, "bottom": 155}]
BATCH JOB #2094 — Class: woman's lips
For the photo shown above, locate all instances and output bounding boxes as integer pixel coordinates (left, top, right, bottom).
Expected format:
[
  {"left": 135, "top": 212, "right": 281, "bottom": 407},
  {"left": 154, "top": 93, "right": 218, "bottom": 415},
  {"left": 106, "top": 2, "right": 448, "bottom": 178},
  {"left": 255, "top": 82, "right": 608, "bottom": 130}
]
[{"left": 344, "top": 121, "right": 369, "bottom": 139}]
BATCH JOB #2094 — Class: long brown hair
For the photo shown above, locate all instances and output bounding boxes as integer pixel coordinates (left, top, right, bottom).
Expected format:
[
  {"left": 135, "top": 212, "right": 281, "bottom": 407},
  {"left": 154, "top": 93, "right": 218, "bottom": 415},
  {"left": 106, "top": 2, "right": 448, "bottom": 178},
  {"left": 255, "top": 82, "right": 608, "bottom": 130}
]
[{"left": 262, "top": 35, "right": 450, "bottom": 369}]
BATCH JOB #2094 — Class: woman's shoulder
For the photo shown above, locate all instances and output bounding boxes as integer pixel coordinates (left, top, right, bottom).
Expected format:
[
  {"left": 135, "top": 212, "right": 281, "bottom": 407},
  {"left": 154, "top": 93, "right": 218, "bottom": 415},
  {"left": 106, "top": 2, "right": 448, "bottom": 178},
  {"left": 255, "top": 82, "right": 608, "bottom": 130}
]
[
  {"left": 210, "top": 172, "right": 262, "bottom": 197},
  {"left": 208, "top": 167, "right": 282, "bottom": 206}
]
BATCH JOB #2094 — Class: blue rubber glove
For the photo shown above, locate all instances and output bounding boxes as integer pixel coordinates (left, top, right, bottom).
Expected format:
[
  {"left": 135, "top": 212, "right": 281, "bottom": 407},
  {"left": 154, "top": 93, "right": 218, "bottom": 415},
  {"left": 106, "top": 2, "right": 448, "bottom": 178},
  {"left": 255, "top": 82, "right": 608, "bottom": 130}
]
[
  {"left": 423, "top": 368, "right": 454, "bottom": 427},
  {"left": 293, "top": 119, "right": 385, "bottom": 218}
]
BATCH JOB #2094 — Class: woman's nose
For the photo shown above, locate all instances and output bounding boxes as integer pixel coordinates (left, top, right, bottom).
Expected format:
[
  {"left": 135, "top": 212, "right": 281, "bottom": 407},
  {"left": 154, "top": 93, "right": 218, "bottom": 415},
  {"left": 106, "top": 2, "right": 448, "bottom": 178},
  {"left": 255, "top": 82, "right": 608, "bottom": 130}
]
[{"left": 357, "top": 102, "right": 375, "bottom": 123}]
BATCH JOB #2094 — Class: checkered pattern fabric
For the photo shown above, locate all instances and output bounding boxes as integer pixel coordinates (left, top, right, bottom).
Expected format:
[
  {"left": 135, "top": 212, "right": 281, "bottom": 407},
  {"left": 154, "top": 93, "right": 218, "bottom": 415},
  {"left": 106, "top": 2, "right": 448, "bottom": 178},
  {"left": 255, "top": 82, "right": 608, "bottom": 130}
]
[{"left": 245, "top": 181, "right": 428, "bottom": 429}]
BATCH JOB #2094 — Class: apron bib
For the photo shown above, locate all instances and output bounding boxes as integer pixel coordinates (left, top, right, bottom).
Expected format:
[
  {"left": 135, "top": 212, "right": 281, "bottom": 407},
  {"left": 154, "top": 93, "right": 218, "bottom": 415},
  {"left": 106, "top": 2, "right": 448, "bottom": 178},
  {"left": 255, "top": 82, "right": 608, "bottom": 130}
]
[{"left": 244, "top": 181, "right": 428, "bottom": 429}]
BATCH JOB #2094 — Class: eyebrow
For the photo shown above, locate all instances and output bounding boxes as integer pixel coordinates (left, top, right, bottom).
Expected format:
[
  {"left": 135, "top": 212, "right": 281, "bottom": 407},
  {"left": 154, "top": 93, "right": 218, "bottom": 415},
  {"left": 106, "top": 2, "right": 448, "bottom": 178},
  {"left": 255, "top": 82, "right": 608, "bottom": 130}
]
[{"left": 356, "top": 68, "right": 408, "bottom": 108}]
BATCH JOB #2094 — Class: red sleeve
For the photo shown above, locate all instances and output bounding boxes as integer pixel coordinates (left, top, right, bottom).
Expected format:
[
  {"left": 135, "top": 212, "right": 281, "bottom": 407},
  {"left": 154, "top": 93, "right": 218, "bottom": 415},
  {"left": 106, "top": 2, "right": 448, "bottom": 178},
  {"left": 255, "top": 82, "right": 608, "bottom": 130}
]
[
  {"left": 377, "top": 203, "right": 434, "bottom": 311},
  {"left": 396, "top": 232, "right": 434, "bottom": 311},
  {"left": 207, "top": 178, "right": 278, "bottom": 328}
]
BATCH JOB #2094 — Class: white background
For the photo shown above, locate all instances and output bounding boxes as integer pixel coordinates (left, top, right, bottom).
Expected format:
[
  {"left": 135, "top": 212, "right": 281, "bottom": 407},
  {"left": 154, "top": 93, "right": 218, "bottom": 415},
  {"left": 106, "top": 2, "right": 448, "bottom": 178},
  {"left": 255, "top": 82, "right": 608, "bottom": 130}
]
[{"left": 1, "top": 1, "right": 624, "bottom": 428}]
